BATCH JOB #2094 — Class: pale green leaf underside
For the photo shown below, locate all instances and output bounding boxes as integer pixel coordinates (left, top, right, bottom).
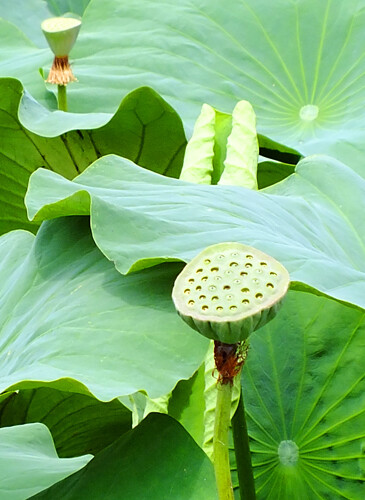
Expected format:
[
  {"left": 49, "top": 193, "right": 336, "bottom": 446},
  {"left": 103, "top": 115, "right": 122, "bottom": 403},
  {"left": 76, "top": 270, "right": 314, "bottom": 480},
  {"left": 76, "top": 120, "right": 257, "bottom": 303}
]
[
  {"left": 26, "top": 154, "right": 365, "bottom": 309},
  {"left": 0, "top": 422, "right": 92, "bottom": 500},
  {"left": 1, "top": 0, "right": 365, "bottom": 168},
  {"left": 243, "top": 291, "right": 365, "bottom": 499},
  {"left": 30, "top": 413, "right": 218, "bottom": 500},
  {"left": 0, "top": 78, "right": 185, "bottom": 235},
  {"left": 0, "top": 217, "right": 208, "bottom": 401}
]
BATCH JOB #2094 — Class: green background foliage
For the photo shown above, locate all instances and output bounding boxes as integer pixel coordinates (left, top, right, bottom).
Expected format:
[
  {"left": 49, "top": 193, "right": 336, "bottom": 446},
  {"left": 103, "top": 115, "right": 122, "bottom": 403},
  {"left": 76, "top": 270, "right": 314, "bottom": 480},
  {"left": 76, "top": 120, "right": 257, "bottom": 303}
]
[{"left": 0, "top": 0, "right": 364, "bottom": 498}]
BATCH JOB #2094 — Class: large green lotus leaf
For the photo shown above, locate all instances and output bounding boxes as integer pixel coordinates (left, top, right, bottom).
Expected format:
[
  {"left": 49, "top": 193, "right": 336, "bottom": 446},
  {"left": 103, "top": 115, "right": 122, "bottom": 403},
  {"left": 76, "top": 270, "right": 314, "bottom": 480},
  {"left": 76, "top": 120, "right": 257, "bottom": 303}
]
[
  {"left": 0, "top": 387, "right": 131, "bottom": 458},
  {"left": 0, "top": 422, "right": 92, "bottom": 500},
  {"left": 30, "top": 413, "right": 218, "bottom": 500},
  {"left": 242, "top": 290, "right": 365, "bottom": 499},
  {"left": 1, "top": 0, "right": 365, "bottom": 167},
  {"left": 26, "top": 154, "right": 365, "bottom": 310},
  {"left": 0, "top": 216, "right": 208, "bottom": 400},
  {"left": 0, "top": 78, "right": 185, "bottom": 235},
  {"left": 0, "top": 0, "right": 52, "bottom": 48}
]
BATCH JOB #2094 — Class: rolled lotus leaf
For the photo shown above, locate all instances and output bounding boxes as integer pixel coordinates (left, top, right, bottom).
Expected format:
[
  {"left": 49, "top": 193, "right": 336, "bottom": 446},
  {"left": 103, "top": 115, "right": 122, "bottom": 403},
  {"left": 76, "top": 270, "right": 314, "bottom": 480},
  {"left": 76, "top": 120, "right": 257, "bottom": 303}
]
[
  {"left": 172, "top": 242, "right": 290, "bottom": 343},
  {"left": 41, "top": 17, "right": 81, "bottom": 57}
]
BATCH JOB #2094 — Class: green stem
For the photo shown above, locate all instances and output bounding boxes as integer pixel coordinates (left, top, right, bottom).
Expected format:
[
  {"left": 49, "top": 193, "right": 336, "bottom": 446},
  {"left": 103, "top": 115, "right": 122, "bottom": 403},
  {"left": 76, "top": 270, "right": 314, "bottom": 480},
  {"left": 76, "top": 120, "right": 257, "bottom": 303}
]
[
  {"left": 213, "top": 381, "right": 234, "bottom": 500},
  {"left": 57, "top": 84, "right": 67, "bottom": 111},
  {"left": 232, "top": 388, "right": 256, "bottom": 500}
]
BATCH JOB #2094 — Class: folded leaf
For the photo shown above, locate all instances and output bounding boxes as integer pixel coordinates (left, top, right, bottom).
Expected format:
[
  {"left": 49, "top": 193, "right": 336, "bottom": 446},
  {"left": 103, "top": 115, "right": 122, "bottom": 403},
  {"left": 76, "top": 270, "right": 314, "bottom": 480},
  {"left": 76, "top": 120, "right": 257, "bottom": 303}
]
[
  {"left": 0, "top": 423, "right": 91, "bottom": 500},
  {"left": 26, "top": 154, "right": 365, "bottom": 310},
  {"left": 0, "top": 217, "right": 208, "bottom": 400}
]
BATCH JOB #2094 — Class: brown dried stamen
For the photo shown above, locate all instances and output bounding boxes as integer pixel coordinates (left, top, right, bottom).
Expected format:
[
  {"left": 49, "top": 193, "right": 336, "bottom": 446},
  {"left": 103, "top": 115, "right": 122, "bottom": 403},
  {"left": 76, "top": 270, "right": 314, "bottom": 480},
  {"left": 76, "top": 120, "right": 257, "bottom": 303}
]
[
  {"left": 46, "top": 56, "right": 77, "bottom": 85},
  {"left": 214, "top": 341, "right": 248, "bottom": 385}
]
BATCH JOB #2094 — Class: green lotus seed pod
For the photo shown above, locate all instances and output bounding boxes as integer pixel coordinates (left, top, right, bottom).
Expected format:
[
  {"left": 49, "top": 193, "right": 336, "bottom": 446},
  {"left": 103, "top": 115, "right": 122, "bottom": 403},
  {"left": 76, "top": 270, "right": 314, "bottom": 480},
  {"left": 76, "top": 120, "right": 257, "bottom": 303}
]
[
  {"left": 172, "top": 242, "right": 290, "bottom": 344},
  {"left": 41, "top": 17, "right": 81, "bottom": 57}
]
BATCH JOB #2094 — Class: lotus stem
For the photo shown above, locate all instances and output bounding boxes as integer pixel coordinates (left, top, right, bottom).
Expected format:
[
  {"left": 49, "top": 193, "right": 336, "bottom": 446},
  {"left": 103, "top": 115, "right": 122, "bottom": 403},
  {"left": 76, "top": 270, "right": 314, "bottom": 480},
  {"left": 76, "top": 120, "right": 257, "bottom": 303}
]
[
  {"left": 232, "top": 388, "right": 256, "bottom": 499},
  {"left": 213, "top": 378, "right": 234, "bottom": 500},
  {"left": 213, "top": 341, "right": 245, "bottom": 500},
  {"left": 57, "top": 84, "right": 67, "bottom": 112}
]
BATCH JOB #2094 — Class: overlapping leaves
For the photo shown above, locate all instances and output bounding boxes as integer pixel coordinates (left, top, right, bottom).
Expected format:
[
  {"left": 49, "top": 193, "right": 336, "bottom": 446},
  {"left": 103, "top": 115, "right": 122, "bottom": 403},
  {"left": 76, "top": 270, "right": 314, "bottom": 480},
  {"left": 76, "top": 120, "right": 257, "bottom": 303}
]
[
  {"left": 0, "top": 78, "right": 185, "bottom": 235},
  {"left": 0, "top": 387, "right": 131, "bottom": 458}
]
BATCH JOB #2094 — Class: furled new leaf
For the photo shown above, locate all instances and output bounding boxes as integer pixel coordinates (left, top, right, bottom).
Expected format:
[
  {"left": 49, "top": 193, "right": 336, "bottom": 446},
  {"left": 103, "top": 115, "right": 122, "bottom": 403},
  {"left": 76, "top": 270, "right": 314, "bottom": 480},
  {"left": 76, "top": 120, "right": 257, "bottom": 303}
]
[{"left": 180, "top": 100, "right": 260, "bottom": 188}]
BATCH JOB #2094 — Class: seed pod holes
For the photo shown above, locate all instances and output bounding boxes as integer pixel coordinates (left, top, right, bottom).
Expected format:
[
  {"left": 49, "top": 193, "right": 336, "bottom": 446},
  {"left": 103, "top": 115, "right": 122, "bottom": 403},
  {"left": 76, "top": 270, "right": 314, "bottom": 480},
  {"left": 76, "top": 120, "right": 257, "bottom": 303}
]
[{"left": 172, "top": 242, "right": 290, "bottom": 343}]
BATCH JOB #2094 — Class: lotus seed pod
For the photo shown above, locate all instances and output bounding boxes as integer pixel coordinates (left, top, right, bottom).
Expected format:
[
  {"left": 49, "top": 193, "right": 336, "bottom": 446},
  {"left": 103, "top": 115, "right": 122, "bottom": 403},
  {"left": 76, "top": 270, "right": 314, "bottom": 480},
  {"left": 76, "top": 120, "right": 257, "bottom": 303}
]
[
  {"left": 41, "top": 17, "right": 81, "bottom": 57},
  {"left": 172, "top": 242, "right": 290, "bottom": 344}
]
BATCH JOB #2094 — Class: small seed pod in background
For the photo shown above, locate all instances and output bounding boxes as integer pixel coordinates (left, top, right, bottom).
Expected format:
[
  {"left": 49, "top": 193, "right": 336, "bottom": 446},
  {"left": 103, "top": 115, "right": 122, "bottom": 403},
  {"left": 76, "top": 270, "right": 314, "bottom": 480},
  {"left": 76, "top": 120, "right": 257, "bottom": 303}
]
[
  {"left": 41, "top": 17, "right": 81, "bottom": 86},
  {"left": 172, "top": 242, "right": 290, "bottom": 344}
]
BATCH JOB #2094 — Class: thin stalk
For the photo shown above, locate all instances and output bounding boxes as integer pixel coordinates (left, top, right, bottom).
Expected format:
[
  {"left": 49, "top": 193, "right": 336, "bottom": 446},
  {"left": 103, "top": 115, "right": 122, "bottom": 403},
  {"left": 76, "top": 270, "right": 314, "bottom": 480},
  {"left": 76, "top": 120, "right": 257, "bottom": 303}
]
[
  {"left": 232, "top": 388, "right": 256, "bottom": 500},
  {"left": 57, "top": 84, "right": 67, "bottom": 111},
  {"left": 213, "top": 380, "right": 234, "bottom": 500}
]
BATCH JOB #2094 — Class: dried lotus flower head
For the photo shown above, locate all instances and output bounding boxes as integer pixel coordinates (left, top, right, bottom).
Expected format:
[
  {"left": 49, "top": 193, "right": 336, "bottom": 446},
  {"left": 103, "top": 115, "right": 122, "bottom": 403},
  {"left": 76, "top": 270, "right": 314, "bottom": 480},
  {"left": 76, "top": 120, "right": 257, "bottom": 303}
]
[{"left": 41, "top": 17, "right": 81, "bottom": 85}]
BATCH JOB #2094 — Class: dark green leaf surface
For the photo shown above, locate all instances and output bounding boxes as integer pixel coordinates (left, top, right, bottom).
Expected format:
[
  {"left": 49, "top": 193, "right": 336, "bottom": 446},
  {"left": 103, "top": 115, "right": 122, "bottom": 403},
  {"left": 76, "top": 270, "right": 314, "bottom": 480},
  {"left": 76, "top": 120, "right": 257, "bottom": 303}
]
[
  {"left": 0, "top": 78, "right": 185, "bottom": 234},
  {"left": 243, "top": 291, "right": 365, "bottom": 499},
  {"left": 257, "top": 161, "right": 295, "bottom": 189},
  {"left": 0, "top": 423, "right": 91, "bottom": 500},
  {"left": 0, "top": 217, "right": 208, "bottom": 400},
  {"left": 1, "top": 0, "right": 365, "bottom": 167},
  {"left": 0, "top": 388, "right": 131, "bottom": 458},
  {"left": 26, "top": 154, "right": 365, "bottom": 309},
  {"left": 30, "top": 413, "right": 218, "bottom": 500}
]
